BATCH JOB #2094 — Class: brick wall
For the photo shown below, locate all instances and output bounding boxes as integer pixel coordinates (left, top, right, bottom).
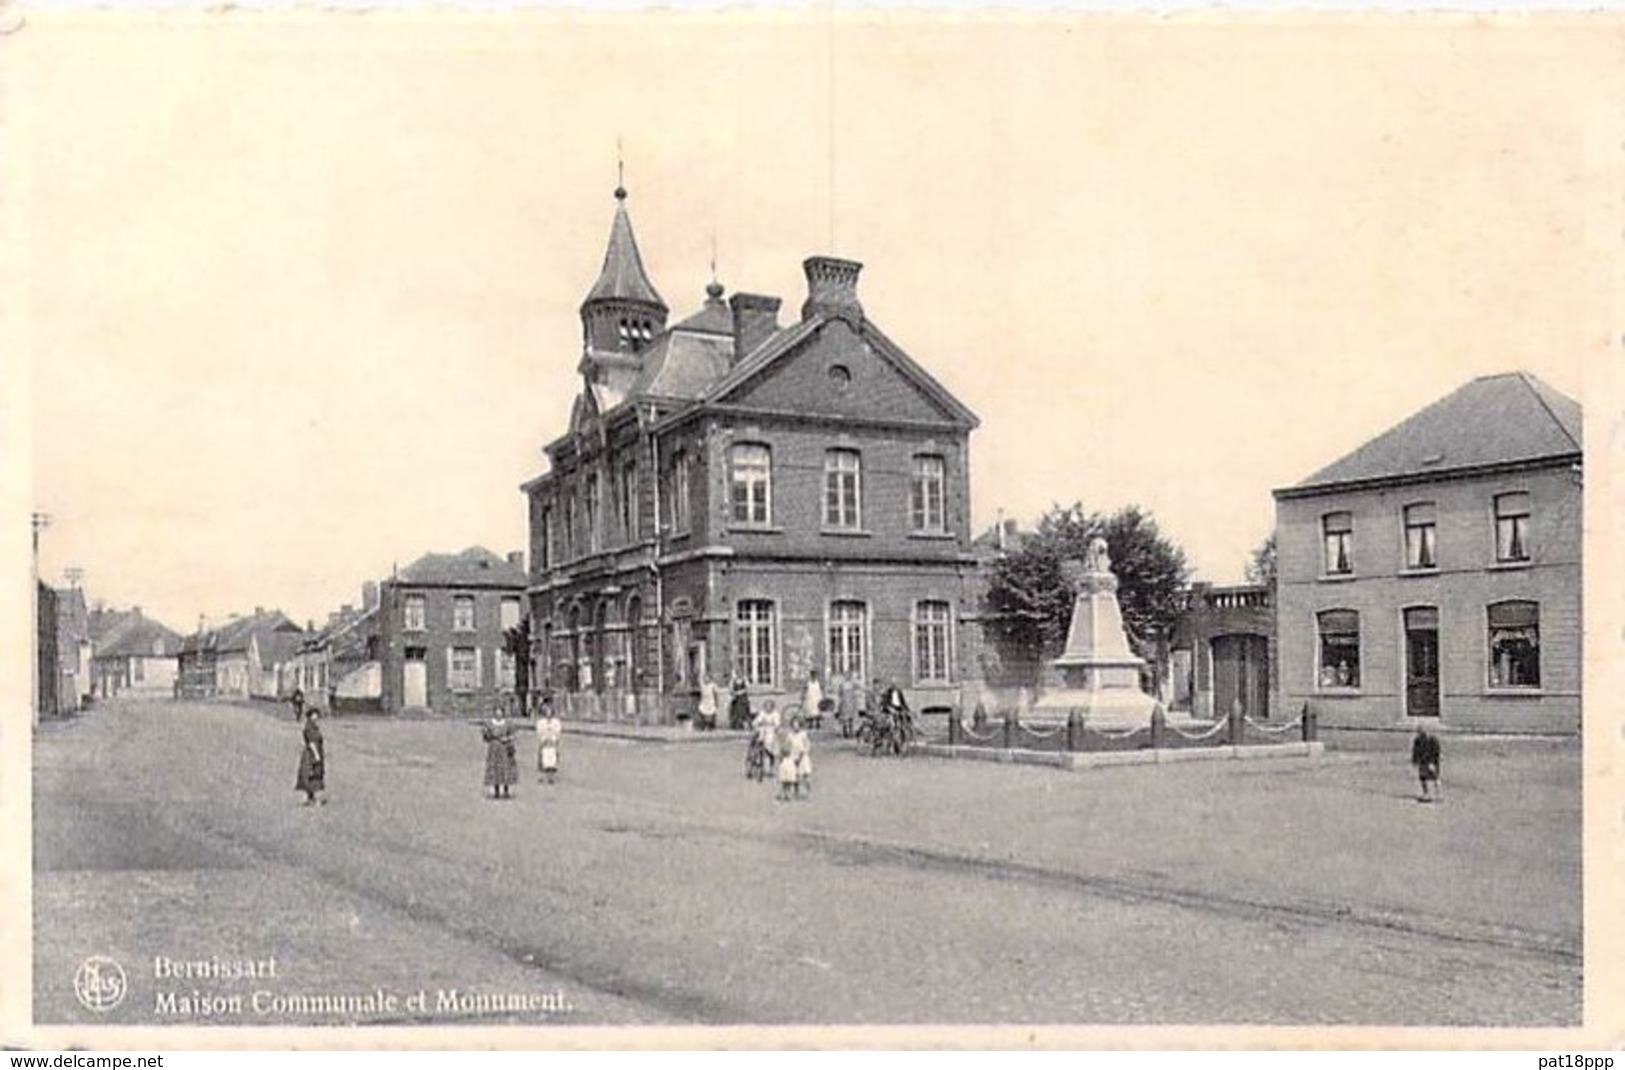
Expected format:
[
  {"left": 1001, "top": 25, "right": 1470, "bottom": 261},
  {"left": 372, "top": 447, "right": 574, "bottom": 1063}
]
[{"left": 1275, "top": 463, "right": 1581, "bottom": 732}]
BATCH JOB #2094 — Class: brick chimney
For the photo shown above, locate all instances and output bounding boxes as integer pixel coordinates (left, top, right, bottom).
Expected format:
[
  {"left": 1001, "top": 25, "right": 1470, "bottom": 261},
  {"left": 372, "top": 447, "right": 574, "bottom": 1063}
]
[
  {"left": 800, "top": 256, "right": 864, "bottom": 323},
  {"left": 362, "top": 581, "right": 379, "bottom": 612},
  {"left": 506, "top": 551, "right": 524, "bottom": 568},
  {"left": 729, "top": 293, "right": 782, "bottom": 361}
]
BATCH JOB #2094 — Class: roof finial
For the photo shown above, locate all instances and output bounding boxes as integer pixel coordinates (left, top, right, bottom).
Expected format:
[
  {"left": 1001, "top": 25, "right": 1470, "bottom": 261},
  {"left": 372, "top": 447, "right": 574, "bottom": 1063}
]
[
  {"left": 705, "top": 229, "right": 724, "bottom": 301},
  {"left": 615, "top": 137, "right": 626, "bottom": 200}
]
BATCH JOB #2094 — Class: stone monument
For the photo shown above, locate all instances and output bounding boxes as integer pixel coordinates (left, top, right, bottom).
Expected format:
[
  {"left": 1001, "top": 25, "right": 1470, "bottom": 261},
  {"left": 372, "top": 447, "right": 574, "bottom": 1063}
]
[{"left": 1031, "top": 536, "right": 1158, "bottom": 728}]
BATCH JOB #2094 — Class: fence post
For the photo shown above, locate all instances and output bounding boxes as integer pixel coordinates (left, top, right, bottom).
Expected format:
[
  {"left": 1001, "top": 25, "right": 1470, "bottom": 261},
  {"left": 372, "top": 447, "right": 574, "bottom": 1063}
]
[
  {"left": 1302, "top": 702, "right": 1317, "bottom": 743},
  {"left": 1002, "top": 710, "right": 1015, "bottom": 750},
  {"left": 948, "top": 707, "right": 962, "bottom": 746},
  {"left": 1066, "top": 709, "right": 1078, "bottom": 752},
  {"left": 1151, "top": 702, "right": 1166, "bottom": 750}
]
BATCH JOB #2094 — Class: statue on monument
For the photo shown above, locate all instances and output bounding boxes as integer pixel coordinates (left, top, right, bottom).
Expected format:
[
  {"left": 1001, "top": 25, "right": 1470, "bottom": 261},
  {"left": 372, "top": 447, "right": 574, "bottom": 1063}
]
[{"left": 1085, "top": 535, "right": 1111, "bottom": 575}]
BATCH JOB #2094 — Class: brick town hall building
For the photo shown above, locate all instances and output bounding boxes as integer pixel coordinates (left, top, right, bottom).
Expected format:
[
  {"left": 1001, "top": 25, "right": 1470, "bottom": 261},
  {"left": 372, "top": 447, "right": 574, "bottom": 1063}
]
[{"left": 522, "top": 187, "right": 981, "bottom": 721}]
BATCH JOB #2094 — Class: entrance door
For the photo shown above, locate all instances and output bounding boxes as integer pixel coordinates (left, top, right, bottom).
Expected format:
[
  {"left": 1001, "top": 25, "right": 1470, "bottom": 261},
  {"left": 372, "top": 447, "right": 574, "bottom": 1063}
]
[
  {"left": 403, "top": 649, "right": 428, "bottom": 709},
  {"left": 1211, "top": 634, "right": 1270, "bottom": 720},
  {"left": 1404, "top": 607, "right": 1440, "bottom": 718}
]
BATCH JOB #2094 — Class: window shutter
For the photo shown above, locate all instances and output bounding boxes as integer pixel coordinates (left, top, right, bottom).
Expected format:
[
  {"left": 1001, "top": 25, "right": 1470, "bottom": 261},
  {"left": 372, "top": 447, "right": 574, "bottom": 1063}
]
[
  {"left": 476, "top": 648, "right": 484, "bottom": 689},
  {"left": 446, "top": 647, "right": 454, "bottom": 688}
]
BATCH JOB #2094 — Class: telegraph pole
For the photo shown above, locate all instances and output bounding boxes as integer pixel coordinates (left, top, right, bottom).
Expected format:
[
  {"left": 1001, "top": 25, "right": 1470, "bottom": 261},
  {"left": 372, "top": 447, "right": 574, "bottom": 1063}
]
[{"left": 30, "top": 512, "right": 51, "bottom": 726}]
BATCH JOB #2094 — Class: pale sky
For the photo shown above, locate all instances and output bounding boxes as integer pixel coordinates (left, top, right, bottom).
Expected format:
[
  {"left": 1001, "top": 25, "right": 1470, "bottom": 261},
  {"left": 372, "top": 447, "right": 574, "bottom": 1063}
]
[{"left": 13, "top": 13, "right": 1614, "bottom": 633}]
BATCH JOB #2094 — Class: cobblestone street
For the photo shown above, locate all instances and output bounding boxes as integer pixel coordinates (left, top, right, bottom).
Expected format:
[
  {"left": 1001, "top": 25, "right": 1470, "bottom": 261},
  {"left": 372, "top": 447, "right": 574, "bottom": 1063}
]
[{"left": 33, "top": 700, "right": 1580, "bottom": 1028}]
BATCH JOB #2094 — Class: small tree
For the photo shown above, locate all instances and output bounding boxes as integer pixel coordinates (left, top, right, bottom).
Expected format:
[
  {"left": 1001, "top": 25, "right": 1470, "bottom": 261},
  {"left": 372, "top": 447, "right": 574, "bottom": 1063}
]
[
  {"left": 1245, "top": 532, "right": 1277, "bottom": 586},
  {"left": 985, "top": 503, "right": 1191, "bottom": 665}
]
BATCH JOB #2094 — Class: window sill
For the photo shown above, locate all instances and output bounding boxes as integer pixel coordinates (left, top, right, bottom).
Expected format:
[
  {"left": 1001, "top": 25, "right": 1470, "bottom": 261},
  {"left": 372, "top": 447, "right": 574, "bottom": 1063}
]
[
  {"left": 1316, "top": 573, "right": 1357, "bottom": 583},
  {"left": 1315, "top": 687, "right": 1363, "bottom": 696},
  {"left": 729, "top": 524, "right": 785, "bottom": 535},
  {"left": 1398, "top": 567, "right": 1439, "bottom": 578},
  {"left": 821, "top": 528, "right": 873, "bottom": 538},
  {"left": 1484, "top": 687, "right": 1544, "bottom": 698},
  {"left": 907, "top": 531, "right": 957, "bottom": 541},
  {"left": 1488, "top": 559, "right": 1533, "bottom": 572}
]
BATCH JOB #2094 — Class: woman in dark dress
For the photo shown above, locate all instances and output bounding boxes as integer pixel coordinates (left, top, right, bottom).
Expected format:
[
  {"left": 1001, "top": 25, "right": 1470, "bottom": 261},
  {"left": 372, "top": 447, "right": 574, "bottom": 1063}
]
[
  {"left": 295, "top": 708, "right": 326, "bottom": 806},
  {"left": 728, "top": 675, "right": 752, "bottom": 731},
  {"left": 482, "top": 712, "right": 519, "bottom": 799}
]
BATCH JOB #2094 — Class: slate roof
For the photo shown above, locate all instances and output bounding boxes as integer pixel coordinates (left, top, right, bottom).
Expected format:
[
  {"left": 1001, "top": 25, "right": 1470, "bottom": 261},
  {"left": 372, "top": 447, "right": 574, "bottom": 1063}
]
[
  {"left": 1285, "top": 372, "right": 1582, "bottom": 495},
  {"left": 255, "top": 629, "right": 305, "bottom": 669},
  {"left": 180, "top": 609, "right": 301, "bottom": 655},
  {"left": 631, "top": 307, "right": 737, "bottom": 401},
  {"left": 582, "top": 190, "right": 666, "bottom": 311},
  {"left": 394, "top": 546, "right": 527, "bottom": 589},
  {"left": 91, "top": 610, "right": 183, "bottom": 659}
]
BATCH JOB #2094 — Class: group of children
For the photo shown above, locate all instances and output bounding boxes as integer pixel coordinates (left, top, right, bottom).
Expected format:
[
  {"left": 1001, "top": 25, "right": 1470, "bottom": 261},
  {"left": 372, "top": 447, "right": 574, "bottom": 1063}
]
[{"left": 751, "top": 701, "right": 814, "bottom": 801}]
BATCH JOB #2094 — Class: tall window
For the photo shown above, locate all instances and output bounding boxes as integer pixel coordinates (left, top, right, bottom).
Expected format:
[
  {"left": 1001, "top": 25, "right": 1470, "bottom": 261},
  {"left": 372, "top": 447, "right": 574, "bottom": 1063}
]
[
  {"left": 1322, "top": 512, "right": 1354, "bottom": 575},
  {"left": 453, "top": 594, "right": 475, "bottom": 632},
  {"left": 540, "top": 505, "right": 554, "bottom": 569},
  {"left": 914, "top": 601, "right": 952, "bottom": 683},
  {"left": 734, "top": 600, "right": 776, "bottom": 686},
  {"left": 911, "top": 455, "right": 946, "bottom": 533},
  {"left": 618, "top": 457, "right": 638, "bottom": 541},
  {"left": 730, "top": 444, "right": 773, "bottom": 525},
  {"left": 1488, "top": 600, "right": 1540, "bottom": 688},
  {"left": 586, "top": 473, "right": 602, "bottom": 553},
  {"left": 562, "top": 494, "right": 576, "bottom": 559},
  {"left": 826, "top": 601, "right": 867, "bottom": 679},
  {"left": 449, "top": 647, "right": 480, "bottom": 692},
  {"left": 1495, "top": 492, "right": 1531, "bottom": 562},
  {"left": 670, "top": 451, "right": 691, "bottom": 534},
  {"left": 1403, "top": 502, "right": 1437, "bottom": 570},
  {"left": 824, "top": 449, "right": 862, "bottom": 529},
  {"left": 498, "top": 649, "right": 517, "bottom": 691},
  {"left": 500, "top": 597, "right": 521, "bottom": 631},
  {"left": 1317, "top": 609, "right": 1361, "bottom": 687},
  {"left": 403, "top": 594, "right": 426, "bottom": 632}
]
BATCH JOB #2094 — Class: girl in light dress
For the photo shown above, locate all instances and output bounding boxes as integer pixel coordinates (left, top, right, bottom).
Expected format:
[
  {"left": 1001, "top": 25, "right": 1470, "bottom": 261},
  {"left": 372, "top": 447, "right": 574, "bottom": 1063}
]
[{"left": 536, "top": 706, "right": 563, "bottom": 784}]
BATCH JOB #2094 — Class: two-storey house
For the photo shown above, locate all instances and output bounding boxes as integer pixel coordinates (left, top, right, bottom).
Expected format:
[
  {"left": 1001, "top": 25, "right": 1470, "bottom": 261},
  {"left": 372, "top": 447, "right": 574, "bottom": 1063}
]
[
  {"left": 522, "top": 187, "right": 981, "bottom": 722},
  {"left": 376, "top": 547, "right": 527, "bottom": 716},
  {"left": 1273, "top": 372, "right": 1581, "bottom": 733}
]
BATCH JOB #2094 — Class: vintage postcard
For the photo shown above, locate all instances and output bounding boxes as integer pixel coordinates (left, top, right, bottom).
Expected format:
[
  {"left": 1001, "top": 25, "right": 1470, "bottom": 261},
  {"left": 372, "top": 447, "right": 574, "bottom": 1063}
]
[{"left": 4, "top": 6, "right": 1621, "bottom": 1051}]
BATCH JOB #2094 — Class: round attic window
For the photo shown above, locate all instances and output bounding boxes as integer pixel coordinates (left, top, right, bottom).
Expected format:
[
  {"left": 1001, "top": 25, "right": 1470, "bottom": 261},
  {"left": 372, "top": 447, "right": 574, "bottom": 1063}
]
[{"left": 829, "top": 364, "right": 852, "bottom": 390}]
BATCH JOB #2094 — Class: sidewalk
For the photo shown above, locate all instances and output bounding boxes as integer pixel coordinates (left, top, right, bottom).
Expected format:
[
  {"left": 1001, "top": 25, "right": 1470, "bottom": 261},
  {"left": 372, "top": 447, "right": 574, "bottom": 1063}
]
[{"left": 562, "top": 719, "right": 750, "bottom": 744}]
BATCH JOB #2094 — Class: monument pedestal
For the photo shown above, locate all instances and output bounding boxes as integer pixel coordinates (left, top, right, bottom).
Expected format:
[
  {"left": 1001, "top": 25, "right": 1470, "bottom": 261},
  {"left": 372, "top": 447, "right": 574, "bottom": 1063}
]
[
  {"left": 1030, "top": 656, "right": 1157, "bottom": 729},
  {"left": 1025, "top": 537, "right": 1161, "bottom": 729}
]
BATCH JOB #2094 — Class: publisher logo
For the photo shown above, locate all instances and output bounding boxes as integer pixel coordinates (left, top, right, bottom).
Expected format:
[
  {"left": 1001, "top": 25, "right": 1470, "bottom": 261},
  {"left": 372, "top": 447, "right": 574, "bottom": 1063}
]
[{"left": 73, "top": 956, "right": 127, "bottom": 1012}]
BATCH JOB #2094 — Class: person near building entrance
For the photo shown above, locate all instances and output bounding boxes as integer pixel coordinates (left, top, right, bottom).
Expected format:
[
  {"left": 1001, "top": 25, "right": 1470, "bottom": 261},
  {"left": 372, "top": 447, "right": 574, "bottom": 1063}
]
[
  {"left": 728, "top": 675, "right": 752, "bottom": 730},
  {"left": 836, "top": 672, "right": 861, "bottom": 738},
  {"left": 482, "top": 710, "right": 518, "bottom": 799},
  {"left": 1411, "top": 726, "right": 1442, "bottom": 802},
  {"left": 536, "top": 703, "right": 562, "bottom": 784},
  {"left": 802, "top": 670, "right": 825, "bottom": 730},
  {"left": 695, "top": 676, "right": 721, "bottom": 731},
  {"left": 289, "top": 687, "right": 305, "bottom": 721},
  {"left": 295, "top": 707, "right": 326, "bottom": 806}
]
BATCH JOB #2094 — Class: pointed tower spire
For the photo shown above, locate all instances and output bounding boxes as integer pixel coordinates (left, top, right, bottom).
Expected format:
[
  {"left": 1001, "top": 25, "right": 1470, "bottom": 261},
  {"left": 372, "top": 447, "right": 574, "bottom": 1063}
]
[{"left": 580, "top": 184, "right": 668, "bottom": 358}]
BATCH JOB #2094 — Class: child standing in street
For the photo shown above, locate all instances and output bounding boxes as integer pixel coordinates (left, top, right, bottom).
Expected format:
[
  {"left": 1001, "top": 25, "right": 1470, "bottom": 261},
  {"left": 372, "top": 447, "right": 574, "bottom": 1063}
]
[
  {"left": 777, "top": 732, "right": 801, "bottom": 802},
  {"left": 786, "top": 716, "right": 812, "bottom": 799},
  {"left": 1411, "top": 726, "right": 1442, "bottom": 802},
  {"left": 537, "top": 702, "right": 562, "bottom": 785}
]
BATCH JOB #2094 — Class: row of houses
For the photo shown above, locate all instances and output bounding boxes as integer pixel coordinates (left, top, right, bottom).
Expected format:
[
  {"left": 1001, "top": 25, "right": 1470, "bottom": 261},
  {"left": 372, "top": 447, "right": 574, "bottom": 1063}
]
[{"left": 38, "top": 185, "right": 1581, "bottom": 735}]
